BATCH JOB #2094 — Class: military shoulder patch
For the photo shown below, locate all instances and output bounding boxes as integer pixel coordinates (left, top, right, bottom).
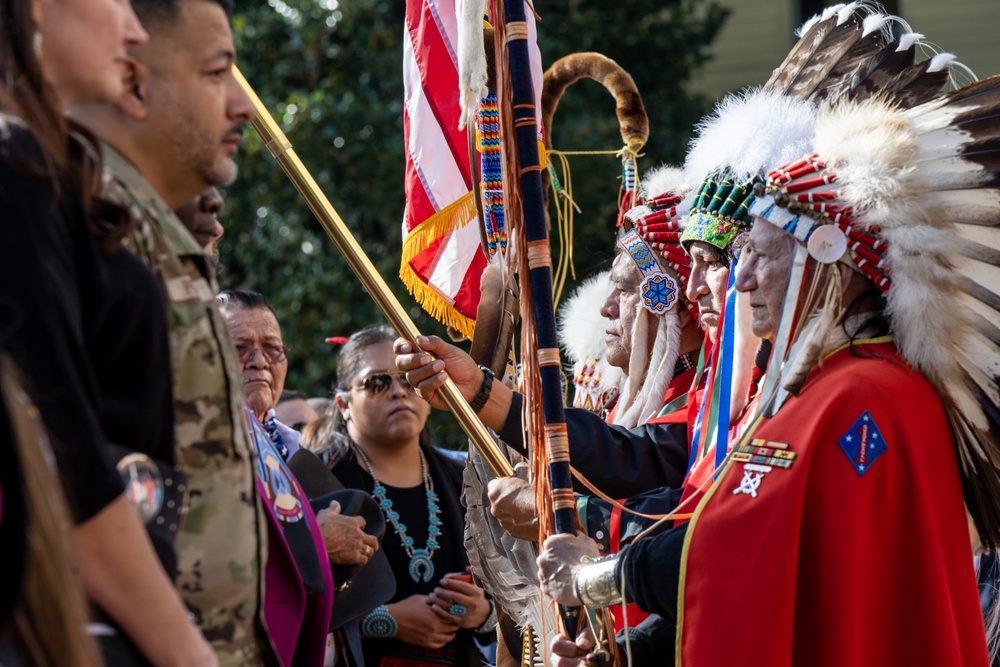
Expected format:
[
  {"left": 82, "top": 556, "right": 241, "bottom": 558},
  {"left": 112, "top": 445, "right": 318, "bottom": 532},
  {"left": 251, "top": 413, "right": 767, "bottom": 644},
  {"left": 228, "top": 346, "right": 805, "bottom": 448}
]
[{"left": 838, "top": 410, "right": 887, "bottom": 476}]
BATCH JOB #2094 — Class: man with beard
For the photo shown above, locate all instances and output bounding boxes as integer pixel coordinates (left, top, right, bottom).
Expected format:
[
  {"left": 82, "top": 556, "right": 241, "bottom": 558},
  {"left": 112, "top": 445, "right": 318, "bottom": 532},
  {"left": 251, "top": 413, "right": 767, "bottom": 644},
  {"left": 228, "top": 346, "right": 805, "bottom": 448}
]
[{"left": 70, "top": 0, "right": 275, "bottom": 662}]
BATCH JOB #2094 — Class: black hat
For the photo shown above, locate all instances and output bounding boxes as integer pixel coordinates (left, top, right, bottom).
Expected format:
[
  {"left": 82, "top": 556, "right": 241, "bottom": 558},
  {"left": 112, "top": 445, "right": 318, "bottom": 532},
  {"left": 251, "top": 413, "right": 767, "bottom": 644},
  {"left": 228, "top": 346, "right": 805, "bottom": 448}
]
[{"left": 309, "top": 490, "right": 396, "bottom": 629}]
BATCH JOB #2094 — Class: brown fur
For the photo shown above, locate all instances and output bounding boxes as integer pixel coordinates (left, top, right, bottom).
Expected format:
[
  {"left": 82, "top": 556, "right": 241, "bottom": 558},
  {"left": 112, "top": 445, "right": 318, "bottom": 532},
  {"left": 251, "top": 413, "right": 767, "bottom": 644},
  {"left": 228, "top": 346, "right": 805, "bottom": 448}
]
[{"left": 541, "top": 52, "right": 648, "bottom": 150}]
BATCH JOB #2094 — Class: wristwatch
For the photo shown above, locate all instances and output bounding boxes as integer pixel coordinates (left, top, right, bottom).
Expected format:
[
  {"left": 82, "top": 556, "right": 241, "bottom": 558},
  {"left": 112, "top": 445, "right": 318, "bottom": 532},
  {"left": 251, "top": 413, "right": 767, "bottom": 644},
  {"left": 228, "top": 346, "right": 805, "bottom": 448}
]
[{"left": 469, "top": 365, "right": 494, "bottom": 413}]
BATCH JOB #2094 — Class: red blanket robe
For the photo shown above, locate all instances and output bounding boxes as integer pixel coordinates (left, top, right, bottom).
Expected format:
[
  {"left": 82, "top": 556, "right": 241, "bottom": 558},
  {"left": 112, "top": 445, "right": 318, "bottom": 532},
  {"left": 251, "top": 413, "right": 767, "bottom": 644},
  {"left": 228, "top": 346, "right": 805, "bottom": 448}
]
[{"left": 677, "top": 339, "right": 987, "bottom": 666}]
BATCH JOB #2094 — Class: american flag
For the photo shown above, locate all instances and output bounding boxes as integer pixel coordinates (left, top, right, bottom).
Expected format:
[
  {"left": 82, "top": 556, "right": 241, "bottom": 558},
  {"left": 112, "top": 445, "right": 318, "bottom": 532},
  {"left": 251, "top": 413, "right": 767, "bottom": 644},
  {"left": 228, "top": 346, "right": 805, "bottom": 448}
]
[{"left": 400, "top": 0, "right": 542, "bottom": 338}]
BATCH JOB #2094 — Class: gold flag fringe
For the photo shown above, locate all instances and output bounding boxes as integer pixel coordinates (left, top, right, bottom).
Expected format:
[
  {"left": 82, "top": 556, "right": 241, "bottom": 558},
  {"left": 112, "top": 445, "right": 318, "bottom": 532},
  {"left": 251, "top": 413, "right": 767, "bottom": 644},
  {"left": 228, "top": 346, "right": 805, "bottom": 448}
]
[{"left": 399, "top": 191, "right": 478, "bottom": 339}]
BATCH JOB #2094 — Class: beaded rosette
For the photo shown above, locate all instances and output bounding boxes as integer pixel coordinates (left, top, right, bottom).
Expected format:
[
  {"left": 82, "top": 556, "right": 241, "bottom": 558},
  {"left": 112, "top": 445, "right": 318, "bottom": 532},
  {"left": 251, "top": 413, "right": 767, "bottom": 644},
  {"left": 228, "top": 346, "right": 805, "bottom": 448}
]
[{"left": 617, "top": 228, "right": 678, "bottom": 315}]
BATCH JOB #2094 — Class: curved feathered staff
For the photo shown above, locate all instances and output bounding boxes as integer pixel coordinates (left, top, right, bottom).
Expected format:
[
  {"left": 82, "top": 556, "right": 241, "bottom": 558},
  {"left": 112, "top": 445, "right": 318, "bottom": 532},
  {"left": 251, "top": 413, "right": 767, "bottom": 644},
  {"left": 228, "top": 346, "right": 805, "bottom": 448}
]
[
  {"left": 540, "top": 53, "right": 648, "bottom": 150},
  {"left": 542, "top": 52, "right": 648, "bottom": 302}
]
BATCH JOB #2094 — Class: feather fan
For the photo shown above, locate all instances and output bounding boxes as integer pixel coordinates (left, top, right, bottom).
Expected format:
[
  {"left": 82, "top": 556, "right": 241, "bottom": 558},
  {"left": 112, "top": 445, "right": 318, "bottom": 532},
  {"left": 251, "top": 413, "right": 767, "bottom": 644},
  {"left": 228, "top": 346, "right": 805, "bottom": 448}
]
[
  {"left": 764, "top": 2, "right": 958, "bottom": 109},
  {"left": 684, "top": 0, "right": 960, "bottom": 192},
  {"left": 463, "top": 446, "right": 557, "bottom": 648}
]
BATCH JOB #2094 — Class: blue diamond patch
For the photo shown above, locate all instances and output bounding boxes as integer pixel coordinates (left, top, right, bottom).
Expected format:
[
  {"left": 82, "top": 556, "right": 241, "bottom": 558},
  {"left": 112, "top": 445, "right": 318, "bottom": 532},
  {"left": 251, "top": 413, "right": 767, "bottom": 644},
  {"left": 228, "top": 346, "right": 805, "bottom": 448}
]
[{"left": 837, "top": 410, "right": 887, "bottom": 476}]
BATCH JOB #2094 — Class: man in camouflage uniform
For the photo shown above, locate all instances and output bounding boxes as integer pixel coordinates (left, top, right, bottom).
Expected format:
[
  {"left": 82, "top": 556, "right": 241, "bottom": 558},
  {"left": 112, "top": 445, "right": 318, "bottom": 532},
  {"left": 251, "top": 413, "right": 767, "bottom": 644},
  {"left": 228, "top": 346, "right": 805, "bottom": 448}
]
[{"left": 73, "top": 0, "right": 275, "bottom": 662}]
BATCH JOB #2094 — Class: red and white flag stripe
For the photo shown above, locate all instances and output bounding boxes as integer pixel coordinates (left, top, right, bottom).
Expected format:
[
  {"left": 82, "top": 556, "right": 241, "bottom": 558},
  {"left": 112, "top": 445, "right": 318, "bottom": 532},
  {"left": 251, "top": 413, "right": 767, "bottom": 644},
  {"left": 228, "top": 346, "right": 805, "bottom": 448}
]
[{"left": 400, "top": 0, "right": 542, "bottom": 338}]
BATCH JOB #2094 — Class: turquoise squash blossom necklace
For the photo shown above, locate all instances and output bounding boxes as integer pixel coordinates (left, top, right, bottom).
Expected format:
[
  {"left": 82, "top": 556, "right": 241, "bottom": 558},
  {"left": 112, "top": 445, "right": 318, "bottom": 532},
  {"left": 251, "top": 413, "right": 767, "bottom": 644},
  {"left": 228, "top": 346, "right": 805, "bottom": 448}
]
[{"left": 355, "top": 445, "right": 442, "bottom": 583}]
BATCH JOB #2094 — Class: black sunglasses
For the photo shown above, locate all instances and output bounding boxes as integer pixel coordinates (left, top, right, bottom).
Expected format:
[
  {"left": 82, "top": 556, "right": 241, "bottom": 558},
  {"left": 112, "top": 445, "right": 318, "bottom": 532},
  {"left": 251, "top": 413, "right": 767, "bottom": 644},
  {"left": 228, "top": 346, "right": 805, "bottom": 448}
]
[{"left": 356, "top": 371, "right": 415, "bottom": 398}]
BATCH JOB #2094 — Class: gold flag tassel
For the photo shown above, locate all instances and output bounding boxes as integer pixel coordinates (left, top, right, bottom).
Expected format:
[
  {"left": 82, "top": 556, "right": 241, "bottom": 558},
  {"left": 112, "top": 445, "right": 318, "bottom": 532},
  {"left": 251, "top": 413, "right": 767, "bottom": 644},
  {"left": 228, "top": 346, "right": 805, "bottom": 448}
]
[{"left": 233, "top": 65, "right": 512, "bottom": 478}]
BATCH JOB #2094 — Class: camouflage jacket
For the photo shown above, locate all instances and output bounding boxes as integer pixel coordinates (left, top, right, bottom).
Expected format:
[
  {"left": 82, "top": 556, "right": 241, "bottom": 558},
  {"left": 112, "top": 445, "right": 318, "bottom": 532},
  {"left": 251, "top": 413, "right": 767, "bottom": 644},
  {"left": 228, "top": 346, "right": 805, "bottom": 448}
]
[{"left": 101, "top": 144, "right": 275, "bottom": 666}]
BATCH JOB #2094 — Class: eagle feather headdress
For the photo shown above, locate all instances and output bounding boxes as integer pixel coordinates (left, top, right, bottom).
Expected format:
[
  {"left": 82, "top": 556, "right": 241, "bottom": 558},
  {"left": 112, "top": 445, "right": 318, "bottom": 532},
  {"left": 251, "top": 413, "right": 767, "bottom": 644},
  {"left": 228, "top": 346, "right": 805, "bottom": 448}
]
[
  {"left": 679, "top": 1, "right": 963, "bottom": 258},
  {"left": 750, "top": 74, "right": 1000, "bottom": 548},
  {"left": 558, "top": 270, "right": 624, "bottom": 417}
]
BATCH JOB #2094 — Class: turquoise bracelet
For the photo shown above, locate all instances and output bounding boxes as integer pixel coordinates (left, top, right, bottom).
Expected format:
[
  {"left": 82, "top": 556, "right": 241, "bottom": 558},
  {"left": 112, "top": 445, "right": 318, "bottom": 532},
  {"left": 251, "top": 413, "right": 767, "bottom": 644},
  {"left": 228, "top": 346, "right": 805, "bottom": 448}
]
[{"left": 361, "top": 604, "right": 397, "bottom": 639}]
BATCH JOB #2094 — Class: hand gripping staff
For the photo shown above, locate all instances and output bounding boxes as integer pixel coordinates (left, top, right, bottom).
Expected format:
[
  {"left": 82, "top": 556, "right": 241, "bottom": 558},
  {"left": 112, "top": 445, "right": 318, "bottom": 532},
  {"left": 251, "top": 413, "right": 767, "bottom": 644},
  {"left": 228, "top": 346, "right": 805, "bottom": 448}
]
[{"left": 231, "top": 65, "right": 513, "bottom": 480}]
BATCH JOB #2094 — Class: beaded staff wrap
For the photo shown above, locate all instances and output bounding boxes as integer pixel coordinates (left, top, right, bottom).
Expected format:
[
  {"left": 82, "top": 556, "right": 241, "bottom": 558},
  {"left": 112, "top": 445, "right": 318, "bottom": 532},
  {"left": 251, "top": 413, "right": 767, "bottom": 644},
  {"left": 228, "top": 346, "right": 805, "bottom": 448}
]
[{"left": 478, "top": 92, "right": 507, "bottom": 256}]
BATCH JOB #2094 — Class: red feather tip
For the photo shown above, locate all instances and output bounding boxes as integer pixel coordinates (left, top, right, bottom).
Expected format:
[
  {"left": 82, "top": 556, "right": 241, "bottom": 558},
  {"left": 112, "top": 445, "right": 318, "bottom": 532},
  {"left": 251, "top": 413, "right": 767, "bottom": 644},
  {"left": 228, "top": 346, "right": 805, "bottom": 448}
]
[{"left": 326, "top": 336, "right": 348, "bottom": 345}]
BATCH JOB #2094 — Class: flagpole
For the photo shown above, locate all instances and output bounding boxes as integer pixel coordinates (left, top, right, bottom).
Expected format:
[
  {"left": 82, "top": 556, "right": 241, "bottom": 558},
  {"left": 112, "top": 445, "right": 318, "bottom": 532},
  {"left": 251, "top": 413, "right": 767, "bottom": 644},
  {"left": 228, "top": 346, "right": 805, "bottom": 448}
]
[{"left": 233, "top": 65, "right": 513, "bottom": 479}]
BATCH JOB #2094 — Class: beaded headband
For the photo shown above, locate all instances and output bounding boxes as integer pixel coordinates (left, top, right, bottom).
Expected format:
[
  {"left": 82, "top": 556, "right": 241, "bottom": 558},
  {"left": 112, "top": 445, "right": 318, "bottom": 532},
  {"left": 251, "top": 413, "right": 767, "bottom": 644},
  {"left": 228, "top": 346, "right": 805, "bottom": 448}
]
[
  {"left": 617, "top": 227, "right": 679, "bottom": 315},
  {"left": 748, "top": 152, "right": 890, "bottom": 293},
  {"left": 680, "top": 169, "right": 757, "bottom": 261},
  {"left": 618, "top": 192, "right": 694, "bottom": 316}
]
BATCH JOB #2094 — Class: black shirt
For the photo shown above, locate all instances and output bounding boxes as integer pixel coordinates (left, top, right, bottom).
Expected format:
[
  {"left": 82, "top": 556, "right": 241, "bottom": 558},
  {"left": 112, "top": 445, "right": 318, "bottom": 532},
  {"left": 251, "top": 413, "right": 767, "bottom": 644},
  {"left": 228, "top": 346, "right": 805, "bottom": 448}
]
[
  {"left": 0, "top": 117, "right": 173, "bottom": 533},
  {"left": 85, "top": 244, "right": 174, "bottom": 466},
  {"left": 499, "top": 392, "right": 690, "bottom": 497},
  {"left": 333, "top": 445, "right": 482, "bottom": 667},
  {"left": 0, "top": 117, "right": 122, "bottom": 522}
]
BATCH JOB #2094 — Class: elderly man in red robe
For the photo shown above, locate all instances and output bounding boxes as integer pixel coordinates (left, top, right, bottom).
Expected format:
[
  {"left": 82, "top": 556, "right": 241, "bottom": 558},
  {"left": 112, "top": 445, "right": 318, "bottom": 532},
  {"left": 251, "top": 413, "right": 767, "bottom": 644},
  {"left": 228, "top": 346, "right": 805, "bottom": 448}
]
[{"left": 536, "top": 86, "right": 995, "bottom": 667}]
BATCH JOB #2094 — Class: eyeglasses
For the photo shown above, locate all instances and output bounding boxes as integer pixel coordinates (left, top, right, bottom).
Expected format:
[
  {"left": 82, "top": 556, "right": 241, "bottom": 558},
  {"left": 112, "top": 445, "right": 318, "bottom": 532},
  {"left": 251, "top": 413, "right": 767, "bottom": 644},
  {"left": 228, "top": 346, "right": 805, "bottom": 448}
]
[
  {"left": 355, "top": 371, "right": 415, "bottom": 398},
  {"left": 235, "top": 343, "right": 289, "bottom": 364}
]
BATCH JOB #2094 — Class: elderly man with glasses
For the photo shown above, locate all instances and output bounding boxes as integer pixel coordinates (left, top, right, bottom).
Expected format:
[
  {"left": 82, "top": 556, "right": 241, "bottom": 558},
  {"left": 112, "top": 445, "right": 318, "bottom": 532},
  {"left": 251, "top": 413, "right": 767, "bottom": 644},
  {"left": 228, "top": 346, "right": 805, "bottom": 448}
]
[{"left": 218, "top": 289, "right": 380, "bottom": 666}]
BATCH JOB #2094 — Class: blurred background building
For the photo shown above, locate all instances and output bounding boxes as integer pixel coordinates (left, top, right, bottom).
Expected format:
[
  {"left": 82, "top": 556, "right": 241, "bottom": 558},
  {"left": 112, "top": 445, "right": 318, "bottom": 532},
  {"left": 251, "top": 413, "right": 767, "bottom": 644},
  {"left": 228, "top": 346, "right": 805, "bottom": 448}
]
[{"left": 692, "top": 0, "right": 1000, "bottom": 99}]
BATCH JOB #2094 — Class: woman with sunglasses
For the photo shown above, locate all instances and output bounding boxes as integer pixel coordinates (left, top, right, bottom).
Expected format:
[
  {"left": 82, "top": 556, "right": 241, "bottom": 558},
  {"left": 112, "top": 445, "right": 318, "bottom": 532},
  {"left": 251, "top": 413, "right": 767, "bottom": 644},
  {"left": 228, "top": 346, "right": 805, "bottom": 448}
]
[{"left": 328, "top": 326, "right": 495, "bottom": 667}]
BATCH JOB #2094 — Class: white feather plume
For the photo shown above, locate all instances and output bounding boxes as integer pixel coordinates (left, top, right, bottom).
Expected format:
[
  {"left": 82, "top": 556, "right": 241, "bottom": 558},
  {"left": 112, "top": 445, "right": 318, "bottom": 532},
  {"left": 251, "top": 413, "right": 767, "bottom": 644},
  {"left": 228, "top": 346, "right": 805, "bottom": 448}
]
[
  {"left": 686, "top": 89, "right": 818, "bottom": 181},
  {"left": 558, "top": 270, "right": 614, "bottom": 365},
  {"left": 456, "top": 0, "right": 488, "bottom": 130},
  {"left": 897, "top": 32, "right": 924, "bottom": 52},
  {"left": 557, "top": 270, "right": 625, "bottom": 414},
  {"left": 641, "top": 164, "right": 693, "bottom": 200}
]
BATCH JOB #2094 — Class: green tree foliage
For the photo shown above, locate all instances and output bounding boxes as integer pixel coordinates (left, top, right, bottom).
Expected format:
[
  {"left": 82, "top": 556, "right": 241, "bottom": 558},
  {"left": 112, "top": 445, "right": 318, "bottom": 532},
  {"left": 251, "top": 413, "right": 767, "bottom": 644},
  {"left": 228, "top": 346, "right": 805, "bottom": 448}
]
[{"left": 223, "top": 0, "right": 727, "bottom": 447}]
